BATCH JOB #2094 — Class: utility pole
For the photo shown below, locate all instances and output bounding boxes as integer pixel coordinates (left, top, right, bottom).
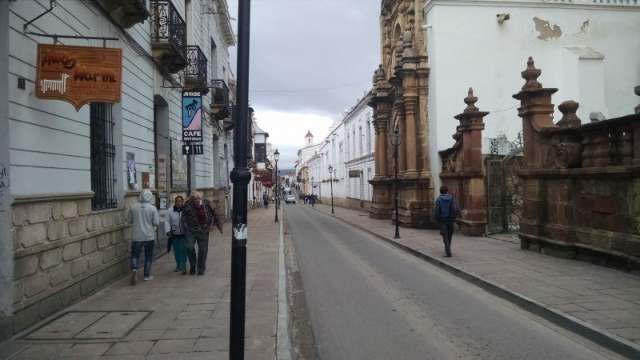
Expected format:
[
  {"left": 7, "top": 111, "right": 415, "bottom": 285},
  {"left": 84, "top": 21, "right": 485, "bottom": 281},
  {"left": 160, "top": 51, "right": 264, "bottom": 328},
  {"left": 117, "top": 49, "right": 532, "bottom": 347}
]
[{"left": 229, "top": 0, "right": 251, "bottom": 359}]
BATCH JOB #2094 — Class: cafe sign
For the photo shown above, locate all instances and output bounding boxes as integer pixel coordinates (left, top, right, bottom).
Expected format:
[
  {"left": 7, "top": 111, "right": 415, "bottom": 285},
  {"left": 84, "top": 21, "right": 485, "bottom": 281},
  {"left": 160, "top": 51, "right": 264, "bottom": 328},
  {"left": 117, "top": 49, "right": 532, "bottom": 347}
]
[{"left": 36, "top": 44, "right": 122, "bottom": 111}]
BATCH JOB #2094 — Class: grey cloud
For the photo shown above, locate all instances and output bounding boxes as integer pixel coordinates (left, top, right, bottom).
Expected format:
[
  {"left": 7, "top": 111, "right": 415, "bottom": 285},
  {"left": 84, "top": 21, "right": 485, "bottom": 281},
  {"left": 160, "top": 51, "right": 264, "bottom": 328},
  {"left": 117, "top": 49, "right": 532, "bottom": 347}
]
[{"left": 229, "top": 0, "right": 381, "bottom": 117}]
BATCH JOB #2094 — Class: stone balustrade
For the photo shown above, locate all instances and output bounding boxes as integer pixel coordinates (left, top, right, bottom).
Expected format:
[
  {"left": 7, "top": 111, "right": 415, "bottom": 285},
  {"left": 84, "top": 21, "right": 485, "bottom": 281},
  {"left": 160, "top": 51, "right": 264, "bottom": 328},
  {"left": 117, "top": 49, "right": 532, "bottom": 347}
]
[{"left": 514, "top": 57, "right": 640, "bottom": 270}]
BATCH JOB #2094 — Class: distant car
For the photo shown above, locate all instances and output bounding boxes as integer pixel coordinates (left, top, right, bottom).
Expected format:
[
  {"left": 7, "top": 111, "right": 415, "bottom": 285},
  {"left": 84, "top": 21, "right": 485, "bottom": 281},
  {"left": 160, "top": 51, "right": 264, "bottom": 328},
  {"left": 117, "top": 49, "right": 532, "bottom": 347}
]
[{"left": 285, "top": 194, "right": 296, "bottom": 204}]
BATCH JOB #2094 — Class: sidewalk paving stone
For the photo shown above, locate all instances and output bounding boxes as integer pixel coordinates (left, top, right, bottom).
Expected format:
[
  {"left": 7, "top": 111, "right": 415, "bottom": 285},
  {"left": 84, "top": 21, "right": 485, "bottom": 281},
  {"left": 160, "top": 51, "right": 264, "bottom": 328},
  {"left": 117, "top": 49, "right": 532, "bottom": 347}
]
[
  {"left": 1, "top": 208, "right": 280, "bottom": 360},
  {"left": 312, "top": 203, "right": 640, "bottom": 349}
]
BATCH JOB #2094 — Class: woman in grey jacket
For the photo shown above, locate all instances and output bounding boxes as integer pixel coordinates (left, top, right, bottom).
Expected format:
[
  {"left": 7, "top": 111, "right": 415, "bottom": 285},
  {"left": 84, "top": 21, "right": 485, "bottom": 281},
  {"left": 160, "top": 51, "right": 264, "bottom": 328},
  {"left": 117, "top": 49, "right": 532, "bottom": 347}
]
[
  {"left": 128, "top": 190, "right": 159, "bottom": 284},
  {"left": 164, "top": 195, "right": 187, "bottom": 274}
]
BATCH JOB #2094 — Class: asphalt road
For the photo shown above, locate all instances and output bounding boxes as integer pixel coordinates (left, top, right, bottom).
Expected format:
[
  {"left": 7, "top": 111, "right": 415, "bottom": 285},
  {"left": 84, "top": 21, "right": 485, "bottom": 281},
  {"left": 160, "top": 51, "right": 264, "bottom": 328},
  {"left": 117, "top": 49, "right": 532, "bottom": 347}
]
[{"left": 285, "top": 204, "right": 624, "bottom": 360}]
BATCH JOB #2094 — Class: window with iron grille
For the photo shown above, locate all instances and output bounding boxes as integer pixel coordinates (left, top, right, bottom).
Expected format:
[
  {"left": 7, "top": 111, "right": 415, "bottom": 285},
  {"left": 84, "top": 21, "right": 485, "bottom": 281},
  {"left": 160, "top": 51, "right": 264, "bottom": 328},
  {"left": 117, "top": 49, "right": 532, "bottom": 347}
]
[{"left": 90, "top": 103, "right": 117, "bottom": 210}]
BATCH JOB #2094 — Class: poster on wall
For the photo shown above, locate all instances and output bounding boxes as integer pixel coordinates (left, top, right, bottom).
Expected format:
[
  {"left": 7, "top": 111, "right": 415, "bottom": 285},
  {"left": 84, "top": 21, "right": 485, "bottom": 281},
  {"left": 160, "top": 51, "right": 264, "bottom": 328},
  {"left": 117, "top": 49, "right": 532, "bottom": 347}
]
[
  {"left": 126, "top": 152, "right": 137, "bottom": 190},
  {"left": 171, "top": 139, "right": 188, "bottom": 189},
  {"left": 36, "top": 44, "right": 122, "bottom": 110},
  {"left": 182, "top": 94, "right": 203, "bottom": 143}
]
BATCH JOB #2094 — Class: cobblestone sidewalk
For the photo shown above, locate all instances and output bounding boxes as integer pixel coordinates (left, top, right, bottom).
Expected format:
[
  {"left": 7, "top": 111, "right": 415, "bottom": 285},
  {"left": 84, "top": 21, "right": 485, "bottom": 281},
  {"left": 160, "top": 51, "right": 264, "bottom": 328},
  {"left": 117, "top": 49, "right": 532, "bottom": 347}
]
[
  {"left": 1, "top": 208, "right": 279, "bottom": 360},
  {"left": 312, "top": 204, "right": 640, "bottom": 350}
]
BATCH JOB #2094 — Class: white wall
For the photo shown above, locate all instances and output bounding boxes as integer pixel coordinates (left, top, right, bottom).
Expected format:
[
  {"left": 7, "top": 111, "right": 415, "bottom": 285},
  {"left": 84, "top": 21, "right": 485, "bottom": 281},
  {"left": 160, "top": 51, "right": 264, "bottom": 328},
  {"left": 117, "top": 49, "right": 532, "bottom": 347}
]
[
  {"left": 8, "top": 0, "right": 156, "bottom": 196},
  {"left": 0, "top": 0, "right": 12, "bottom": 318},
  {"left": 425, "top": 0, "right": 640, "bottom": 193},
  {"left": 8, "top": 0, "right": 235, "bottom": 196}
]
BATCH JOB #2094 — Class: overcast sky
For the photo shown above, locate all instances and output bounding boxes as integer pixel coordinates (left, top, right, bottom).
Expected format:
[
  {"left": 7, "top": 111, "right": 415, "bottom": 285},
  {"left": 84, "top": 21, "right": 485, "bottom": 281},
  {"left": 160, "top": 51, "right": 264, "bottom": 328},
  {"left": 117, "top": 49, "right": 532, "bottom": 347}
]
[{"left": 227, "top": 0, "right": 381, "bottom": 168}]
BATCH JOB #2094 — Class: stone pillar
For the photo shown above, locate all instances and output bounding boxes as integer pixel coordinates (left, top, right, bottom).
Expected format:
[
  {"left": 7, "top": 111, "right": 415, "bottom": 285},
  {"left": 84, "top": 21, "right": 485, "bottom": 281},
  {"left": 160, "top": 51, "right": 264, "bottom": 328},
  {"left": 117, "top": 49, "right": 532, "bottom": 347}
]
[
  {"left": 455, "top": 88, "right": 488, "bottom": 236},
  {"left": 456, "top": 88, "right": 487, "bottom": 173},
  {"left": 513, "top": 57, "right": 557, "bottom": 240},
  {"left": 513, "top": 57, "right": 558, "bottom": 169}
]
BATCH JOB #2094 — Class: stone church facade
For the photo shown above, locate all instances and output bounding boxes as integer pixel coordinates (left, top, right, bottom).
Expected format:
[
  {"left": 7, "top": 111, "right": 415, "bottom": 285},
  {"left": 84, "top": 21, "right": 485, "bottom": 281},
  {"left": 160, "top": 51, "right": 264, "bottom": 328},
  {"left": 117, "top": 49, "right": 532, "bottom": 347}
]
[{"left": 369, "top": 0, "right": 434, "bottom": 227}]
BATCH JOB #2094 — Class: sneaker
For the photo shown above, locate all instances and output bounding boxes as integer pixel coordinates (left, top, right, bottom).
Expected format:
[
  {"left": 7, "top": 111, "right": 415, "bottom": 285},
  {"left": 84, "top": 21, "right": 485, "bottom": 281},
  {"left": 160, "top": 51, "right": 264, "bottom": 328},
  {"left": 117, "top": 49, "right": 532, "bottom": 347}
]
[
  {"left": 143, "top": 276, "right": 154, "bottom": 281},
  {"left": 130, "top": 270, "right": 138, "bottom": 286}
]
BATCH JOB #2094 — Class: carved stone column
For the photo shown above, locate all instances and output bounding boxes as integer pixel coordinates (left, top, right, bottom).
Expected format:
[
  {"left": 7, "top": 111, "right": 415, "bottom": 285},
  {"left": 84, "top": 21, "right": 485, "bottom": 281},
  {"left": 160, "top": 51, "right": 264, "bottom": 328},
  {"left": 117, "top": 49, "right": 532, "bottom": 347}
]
[
  {"left": 400, "top": 31, "right": 419, "bottom": 175},
  {"left": 368, "top": 65, "right": 393, "bottom": 219}
]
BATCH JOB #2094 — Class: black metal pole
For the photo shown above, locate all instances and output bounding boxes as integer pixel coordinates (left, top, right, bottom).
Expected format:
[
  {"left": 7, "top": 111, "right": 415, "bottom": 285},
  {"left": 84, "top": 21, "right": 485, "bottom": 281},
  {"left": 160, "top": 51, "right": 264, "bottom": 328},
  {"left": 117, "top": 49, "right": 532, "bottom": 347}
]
[
  {"left": 275, "top": 161, "right": 279, "bottom": 223},
  {"left": 187, "top": 155, "right": 192, "bottom": 194},
  {"left": 330, "top": 172, "right": 334, "bottom": 214},
  {"left": 229, "top": 0, "right": 251, "bottom": 359},
  {"left": 394, "top": 142, "right": 400, "bottom": 239}
]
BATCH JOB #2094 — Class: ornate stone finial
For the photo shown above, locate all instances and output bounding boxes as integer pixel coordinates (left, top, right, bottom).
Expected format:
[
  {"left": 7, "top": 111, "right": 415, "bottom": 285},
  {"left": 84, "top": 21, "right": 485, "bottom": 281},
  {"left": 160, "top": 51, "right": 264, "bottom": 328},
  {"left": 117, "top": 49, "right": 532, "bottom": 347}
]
[
  {"left": 557, "top": 100, "right": 581, "bottom": 128},
  {"left": 464, "top": 87, "right": 479, "bottom": 113},
  {"left": 521, "top": 56, "right": 543, "bottom": 91},
  {"left": 635, "top": 85, "right": 640, "bottom": 114}
]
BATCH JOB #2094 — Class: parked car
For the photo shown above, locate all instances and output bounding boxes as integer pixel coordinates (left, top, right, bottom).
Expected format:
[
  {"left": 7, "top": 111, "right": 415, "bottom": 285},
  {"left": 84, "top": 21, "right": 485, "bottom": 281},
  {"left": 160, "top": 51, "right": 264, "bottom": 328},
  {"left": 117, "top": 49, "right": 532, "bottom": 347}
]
[{"left": 285, "top": 194, "right": 296, "bottom": 204}]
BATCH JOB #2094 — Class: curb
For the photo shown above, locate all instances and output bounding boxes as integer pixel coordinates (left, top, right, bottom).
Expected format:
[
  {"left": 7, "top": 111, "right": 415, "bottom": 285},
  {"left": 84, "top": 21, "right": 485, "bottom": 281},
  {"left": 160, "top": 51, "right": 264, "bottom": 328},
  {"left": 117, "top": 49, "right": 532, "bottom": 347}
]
[
  {"left": 276, "top": 207, "right": 292, "bottom": 360},
  {"left": 310, "top": 206, "right": 640, "bottom": 359}
]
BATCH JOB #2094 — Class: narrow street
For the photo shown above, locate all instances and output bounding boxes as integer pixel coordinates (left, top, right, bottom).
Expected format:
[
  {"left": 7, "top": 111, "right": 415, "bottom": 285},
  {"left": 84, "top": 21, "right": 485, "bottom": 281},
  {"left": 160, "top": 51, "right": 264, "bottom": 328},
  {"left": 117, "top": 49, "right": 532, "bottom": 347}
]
[{"left": 285, "top": 204, "right": 623, "bottom": 360}]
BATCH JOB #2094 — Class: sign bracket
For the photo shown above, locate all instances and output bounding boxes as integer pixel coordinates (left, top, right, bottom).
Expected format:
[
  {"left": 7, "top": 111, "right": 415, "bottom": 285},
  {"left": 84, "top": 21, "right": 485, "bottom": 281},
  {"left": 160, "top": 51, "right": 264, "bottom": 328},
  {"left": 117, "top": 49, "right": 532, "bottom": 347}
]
[{"left": 24, "top": 0, "right": 119, "bottom": 44}]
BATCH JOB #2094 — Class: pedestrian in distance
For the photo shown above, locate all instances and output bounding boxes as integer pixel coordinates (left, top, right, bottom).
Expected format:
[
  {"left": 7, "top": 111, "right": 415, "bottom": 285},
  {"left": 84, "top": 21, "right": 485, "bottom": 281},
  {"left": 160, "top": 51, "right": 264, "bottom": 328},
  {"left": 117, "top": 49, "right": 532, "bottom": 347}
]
[
  {"left": 164, "top": 195, "right": 187, "bottom": 275},
  {"left": 263, "top": 192, "right": 269, "bottom": 209},
  {"left": 433, "top": 185, "right": 459, "bottom": 258},
  {"left": 128, "top": 189, "right": 160, "bottom": 285},
  {"left": 182, "top": 191, "right": 223, "bottom": 275}
]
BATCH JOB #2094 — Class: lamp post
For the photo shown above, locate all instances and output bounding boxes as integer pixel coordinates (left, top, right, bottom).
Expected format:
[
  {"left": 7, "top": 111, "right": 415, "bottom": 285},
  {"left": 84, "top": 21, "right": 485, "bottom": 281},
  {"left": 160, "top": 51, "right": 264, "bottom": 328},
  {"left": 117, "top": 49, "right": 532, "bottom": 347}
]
[
  {"left": 391, "top": 128, "right": 401, "bottom": 239},
  {"left": 229, "top": 0, "right": 251, "bottom": 358},
  {"left": 274, "top": 149, "right": 279, "bottom": 223},
  {"left": 328, "top": 165, "right": 335, "bottom": 214}
]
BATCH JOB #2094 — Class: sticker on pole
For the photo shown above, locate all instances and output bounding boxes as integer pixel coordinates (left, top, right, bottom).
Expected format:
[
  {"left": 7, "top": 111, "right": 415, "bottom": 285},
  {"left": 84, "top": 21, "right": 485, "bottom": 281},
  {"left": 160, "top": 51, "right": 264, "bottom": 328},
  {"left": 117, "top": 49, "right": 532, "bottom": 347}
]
[{"left": 234, "top": 223, "right": 247, "bottom": 241}]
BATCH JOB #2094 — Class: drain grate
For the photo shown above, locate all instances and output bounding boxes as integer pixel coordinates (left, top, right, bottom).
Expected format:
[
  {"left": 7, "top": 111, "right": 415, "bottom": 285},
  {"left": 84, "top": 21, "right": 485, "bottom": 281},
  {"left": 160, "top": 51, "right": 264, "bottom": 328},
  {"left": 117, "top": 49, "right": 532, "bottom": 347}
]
[{"left": 24, "top": 311, "right": 151, "bottom": 340}]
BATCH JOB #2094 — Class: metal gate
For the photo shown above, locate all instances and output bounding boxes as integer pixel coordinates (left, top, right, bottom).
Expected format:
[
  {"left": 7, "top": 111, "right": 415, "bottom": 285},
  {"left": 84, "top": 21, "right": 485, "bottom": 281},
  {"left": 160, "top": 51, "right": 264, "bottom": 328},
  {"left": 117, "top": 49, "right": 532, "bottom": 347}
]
[{"left": 486, "top": 157, "right": 510, "bottom": 234}]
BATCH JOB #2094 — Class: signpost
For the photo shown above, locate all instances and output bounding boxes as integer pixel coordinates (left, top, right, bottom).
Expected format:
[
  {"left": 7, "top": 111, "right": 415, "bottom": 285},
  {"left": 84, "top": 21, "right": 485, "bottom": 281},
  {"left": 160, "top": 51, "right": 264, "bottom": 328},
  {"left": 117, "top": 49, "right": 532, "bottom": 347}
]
[
  {"left": 36, "top": 44, "right": 122, "bottom": 110},
  {"left": 182, "top": 93, "right": 204, "bottom": 192}
]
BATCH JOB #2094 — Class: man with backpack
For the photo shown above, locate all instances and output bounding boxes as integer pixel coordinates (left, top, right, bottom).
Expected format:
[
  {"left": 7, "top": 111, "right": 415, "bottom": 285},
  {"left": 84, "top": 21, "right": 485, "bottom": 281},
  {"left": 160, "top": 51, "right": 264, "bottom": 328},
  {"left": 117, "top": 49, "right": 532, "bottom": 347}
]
[{"left": 433, "top": 185, "right": 459, "bottom": 257}]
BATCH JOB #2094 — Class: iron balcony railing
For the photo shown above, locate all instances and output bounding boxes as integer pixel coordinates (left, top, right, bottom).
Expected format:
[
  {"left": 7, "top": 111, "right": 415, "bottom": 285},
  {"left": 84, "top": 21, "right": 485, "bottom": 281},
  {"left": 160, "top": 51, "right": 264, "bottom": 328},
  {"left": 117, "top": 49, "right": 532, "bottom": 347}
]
[
  {"left": 210, "top": 79, "right": 231, "bottom": 121},
  {"left": 184, "top": 45, "right": 208, "bottom": 91},
  {"left": 150, "top": 0, "right": 187, "bottom": 73}
]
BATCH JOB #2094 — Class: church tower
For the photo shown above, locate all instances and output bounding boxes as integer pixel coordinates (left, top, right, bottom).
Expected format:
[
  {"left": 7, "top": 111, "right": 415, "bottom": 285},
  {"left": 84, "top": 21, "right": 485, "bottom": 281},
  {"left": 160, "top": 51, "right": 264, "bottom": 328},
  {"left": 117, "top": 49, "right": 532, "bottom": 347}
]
[{"left": 305, "top": 130, "right": 314, "bottom": 146}]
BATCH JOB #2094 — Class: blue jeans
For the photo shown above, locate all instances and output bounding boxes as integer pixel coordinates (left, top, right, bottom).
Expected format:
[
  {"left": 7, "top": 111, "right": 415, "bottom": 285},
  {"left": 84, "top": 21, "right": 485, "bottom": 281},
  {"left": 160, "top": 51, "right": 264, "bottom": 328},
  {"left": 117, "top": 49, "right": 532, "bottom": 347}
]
[{"left": 131, "top": 241, "right": 155, "bottom": 277}]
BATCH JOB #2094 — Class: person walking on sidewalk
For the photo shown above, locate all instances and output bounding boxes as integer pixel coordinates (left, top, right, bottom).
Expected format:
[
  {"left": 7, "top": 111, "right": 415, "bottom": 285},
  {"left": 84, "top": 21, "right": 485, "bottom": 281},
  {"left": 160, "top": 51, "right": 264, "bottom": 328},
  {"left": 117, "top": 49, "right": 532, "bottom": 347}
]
[
  {"left": 182, "top": 191, "right": 223, "bottom": 275},
  {"left": 263, "top": 192, "right": 269, "bottom": 209},
  {"left": 433, "top": 185, "right": 459, "bottom": 258},
  {"left": 128, "top": 189, "right": 160, "bottom": 284},
  {"left": 164, "top": 195, "right": 187, "bottom": 275}
]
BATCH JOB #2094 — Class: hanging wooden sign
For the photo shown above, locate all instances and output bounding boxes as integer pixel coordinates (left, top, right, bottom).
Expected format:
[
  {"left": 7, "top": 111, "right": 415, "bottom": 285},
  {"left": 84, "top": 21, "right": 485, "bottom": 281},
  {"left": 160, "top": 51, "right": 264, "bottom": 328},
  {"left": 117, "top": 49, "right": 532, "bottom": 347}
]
[{"left": 36, "top": 44, "right": 122, "bottom": 111}]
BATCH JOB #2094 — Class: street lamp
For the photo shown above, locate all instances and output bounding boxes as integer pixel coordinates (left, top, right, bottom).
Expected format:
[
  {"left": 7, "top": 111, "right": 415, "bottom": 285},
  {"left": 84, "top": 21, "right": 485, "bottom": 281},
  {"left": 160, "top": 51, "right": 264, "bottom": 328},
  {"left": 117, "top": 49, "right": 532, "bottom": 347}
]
[
  {"left": 328, "top": 165, "right": 335, "bottom": 214},
  {"left": 230, "top": 0, "right": 251, "bottom": 358},
  {"left": 274, "top": 149, "right": 279, "bottom": 223},
  {"left": 391, "top": 128, "right": 401, "bottom": 239}
]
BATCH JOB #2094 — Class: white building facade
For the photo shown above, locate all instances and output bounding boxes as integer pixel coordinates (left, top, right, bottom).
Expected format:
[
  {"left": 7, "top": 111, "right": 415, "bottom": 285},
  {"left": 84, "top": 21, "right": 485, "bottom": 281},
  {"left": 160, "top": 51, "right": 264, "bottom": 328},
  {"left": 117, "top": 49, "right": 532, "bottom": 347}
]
[
  {"left": 0, "top": 0, "right": 235, "bottom": 339},
  {"left": 423, "top": 0, "right": 640, "bottom": 192},
  {"left": 300, "top": 94, "right": 376, "bottom": 209}
]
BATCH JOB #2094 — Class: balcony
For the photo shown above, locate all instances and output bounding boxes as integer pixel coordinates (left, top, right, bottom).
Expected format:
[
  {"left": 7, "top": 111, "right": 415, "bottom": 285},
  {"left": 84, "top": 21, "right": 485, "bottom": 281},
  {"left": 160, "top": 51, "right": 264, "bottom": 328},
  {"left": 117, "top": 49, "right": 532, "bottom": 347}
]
[
  {"left": 210, "top": 79, "right": 231, "bottom": 122},
  {"left": 97, "top": 0, "right": 149, "bottom": 28},
  {"left": 184, "top": 46, "right": 208, "bottom": 92},
  {"left": 150, "top": 0, "right": 187, "bottom": 74}
]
